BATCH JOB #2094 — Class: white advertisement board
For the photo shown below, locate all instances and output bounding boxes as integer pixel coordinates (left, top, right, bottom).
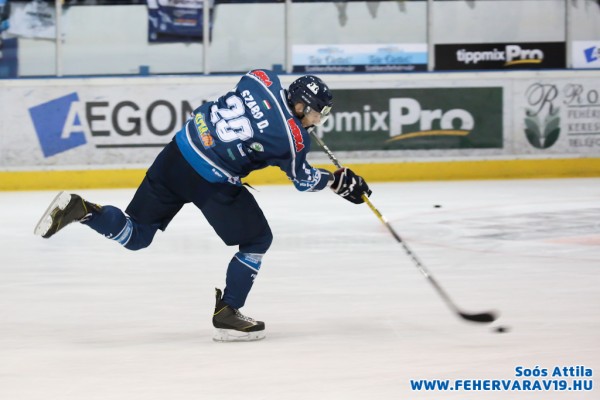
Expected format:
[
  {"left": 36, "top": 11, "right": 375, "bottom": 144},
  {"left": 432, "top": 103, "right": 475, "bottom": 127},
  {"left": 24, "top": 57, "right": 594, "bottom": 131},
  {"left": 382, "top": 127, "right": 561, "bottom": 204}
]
[
  {"left": 0, "top": 77, "right": 238, "bottom": 168},
  {"left": 513, "top": 79, "right": 600, "bottom": 155},
  {"left": 572, "top": 41, "right": 600, "bottom": 69},
  {"left": 1, "top": 71, "right": 599, "bottom": 170},
  {"left": 292, "top": 43, "right": 428, "bottom": 72}
]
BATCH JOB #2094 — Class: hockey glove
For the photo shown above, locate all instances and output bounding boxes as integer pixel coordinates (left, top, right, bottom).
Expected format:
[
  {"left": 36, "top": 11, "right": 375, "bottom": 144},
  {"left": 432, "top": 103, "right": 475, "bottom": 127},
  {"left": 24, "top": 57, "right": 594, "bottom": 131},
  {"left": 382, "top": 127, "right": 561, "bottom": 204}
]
[{"left": 331, "top": 167, "right": 372, "bottom": 204}]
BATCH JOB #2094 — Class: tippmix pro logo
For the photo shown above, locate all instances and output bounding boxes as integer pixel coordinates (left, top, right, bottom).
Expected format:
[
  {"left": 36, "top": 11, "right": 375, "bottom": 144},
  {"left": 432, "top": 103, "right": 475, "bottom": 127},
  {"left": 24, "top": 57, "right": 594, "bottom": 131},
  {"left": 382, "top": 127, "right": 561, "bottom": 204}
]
[
  {"left": 384, "top": 98, "right": 474, "bottom": 143},
  {"left": 457, "top": 45, "right": 544, "bottom": 67}
]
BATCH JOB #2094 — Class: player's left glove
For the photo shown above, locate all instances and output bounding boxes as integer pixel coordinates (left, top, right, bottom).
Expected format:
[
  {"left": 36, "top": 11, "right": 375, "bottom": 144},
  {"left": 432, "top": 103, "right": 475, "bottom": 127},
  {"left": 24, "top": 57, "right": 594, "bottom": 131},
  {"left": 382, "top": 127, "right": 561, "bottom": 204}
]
[{"left": 331, "top": 167, "right": 372, "bottom": 204}]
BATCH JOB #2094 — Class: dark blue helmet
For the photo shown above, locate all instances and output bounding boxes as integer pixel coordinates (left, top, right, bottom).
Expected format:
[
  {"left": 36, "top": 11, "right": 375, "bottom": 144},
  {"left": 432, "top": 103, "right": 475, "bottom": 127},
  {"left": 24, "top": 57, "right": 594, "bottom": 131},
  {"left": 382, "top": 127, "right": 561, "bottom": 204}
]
[{"left": 288, "top": 75, "right": 333, "bottom": 123}]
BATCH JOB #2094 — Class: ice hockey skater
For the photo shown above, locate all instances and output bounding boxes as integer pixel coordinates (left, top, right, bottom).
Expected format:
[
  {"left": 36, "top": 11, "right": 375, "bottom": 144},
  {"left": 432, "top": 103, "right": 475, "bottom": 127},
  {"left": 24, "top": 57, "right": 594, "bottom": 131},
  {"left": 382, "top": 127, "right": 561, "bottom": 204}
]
[{"left": 34, "top": 70, "right": 372, "bottom": 342}]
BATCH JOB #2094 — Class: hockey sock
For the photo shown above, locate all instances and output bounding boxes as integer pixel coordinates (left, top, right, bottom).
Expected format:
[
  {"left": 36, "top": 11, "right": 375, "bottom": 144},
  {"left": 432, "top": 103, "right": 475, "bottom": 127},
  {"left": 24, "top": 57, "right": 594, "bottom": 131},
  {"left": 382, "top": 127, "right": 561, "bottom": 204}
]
[
  {"left": 223, "top": 252, "right": 263, "bottom": 309},
  {"left": 81, "top": 205, "right": 133, "bottom": 246}
]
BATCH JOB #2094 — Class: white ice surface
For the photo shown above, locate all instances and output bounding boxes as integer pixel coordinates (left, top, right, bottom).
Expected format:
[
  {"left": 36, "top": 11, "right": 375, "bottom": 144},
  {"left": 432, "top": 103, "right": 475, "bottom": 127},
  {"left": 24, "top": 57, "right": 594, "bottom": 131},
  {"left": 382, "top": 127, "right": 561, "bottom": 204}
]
[{"left": 1, "top": 179, "right": 599, "bottom": 400}]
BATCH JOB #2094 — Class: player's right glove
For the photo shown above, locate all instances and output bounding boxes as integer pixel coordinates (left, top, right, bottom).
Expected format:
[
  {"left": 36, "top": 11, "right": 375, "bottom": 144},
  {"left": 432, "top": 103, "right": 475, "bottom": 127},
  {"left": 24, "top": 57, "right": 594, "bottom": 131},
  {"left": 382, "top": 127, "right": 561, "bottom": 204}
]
[{"left": 330, "top": 167, "right": 372, "bottom": 204}]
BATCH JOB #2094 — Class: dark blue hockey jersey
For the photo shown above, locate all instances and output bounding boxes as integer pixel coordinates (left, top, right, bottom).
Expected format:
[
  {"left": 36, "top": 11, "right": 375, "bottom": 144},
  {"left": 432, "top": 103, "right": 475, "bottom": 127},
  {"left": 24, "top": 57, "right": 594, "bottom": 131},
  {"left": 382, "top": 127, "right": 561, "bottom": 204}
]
[{"left": 175, "top": 69, "right": 331, "bottom": 191}]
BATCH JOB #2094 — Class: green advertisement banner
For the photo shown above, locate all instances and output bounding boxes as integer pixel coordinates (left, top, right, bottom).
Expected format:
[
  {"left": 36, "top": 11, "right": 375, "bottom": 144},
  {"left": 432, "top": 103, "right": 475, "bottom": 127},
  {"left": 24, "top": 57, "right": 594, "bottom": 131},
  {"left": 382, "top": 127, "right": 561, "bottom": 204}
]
[{"left": 316, "top": 87, "right": 503, "bottom": 151}]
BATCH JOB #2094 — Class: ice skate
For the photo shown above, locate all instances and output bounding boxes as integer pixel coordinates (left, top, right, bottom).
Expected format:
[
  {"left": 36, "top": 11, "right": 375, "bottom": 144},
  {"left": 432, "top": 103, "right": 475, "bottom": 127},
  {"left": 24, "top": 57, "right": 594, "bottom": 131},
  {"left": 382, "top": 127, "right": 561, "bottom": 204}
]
[
  {"left": 34, "top": 191, "right": 100, "bottom": 239},
  {"left": 212, "top": 288, "right": 265, "bottom": 342}
]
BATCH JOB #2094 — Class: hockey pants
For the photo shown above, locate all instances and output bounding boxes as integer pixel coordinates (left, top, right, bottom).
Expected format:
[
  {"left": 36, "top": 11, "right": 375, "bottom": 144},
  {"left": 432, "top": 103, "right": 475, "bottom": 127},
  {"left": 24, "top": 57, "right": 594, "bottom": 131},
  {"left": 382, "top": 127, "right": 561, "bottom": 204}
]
[{"left": 82, "top": 141, "right": 273, "bottom": 309}]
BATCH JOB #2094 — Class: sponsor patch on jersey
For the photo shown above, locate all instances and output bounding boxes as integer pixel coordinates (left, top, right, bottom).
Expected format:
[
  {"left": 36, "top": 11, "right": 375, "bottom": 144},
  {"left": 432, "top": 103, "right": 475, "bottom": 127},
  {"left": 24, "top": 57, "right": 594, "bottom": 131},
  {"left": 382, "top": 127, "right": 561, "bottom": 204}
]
[
  {"left": 287, "top": 118, "right": 305, "bottom": 152},
  {"left": 194, "top": 112, "right": 215, "bottom": 149},
  {"left": 250, "top": 142, "right": 264, "bottom": 152},
  {"left": 249, "top": 70, "right": 273, "bottom": 87}
]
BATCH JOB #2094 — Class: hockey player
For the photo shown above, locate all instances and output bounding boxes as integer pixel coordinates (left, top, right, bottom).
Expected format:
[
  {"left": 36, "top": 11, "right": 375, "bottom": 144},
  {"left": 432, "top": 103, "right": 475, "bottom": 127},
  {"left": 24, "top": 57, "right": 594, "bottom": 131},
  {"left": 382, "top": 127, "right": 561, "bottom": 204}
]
[{"left": 34, "top": 70, "right": 371, "bottom": 342}]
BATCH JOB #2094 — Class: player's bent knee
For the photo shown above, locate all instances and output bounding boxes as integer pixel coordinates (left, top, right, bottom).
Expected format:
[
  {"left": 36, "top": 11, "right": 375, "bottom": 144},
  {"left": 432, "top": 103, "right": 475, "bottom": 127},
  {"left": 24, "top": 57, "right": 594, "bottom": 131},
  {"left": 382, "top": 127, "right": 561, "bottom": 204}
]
[
  {"left": 240, "top": 225, "right": 273, "bottom": 255},
  {"left": 261, "top": 228, "right": 274, "bottom": 252},
  {"left": 124, "top": 239, "right": 151, "bottom": 251},
  {"left": 122, "top": 221, "right": 160, "bottom": 251}
]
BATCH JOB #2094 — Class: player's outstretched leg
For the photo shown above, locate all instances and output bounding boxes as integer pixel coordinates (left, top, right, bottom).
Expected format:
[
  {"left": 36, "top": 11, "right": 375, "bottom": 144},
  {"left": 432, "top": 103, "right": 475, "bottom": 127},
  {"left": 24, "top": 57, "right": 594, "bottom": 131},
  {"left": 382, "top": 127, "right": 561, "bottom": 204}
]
[
  {"left": 34, "top": 191, "right": 101, "bottom": 238},
  {"left": 212, "top": 288, "right": 265, "bottom": 342}
]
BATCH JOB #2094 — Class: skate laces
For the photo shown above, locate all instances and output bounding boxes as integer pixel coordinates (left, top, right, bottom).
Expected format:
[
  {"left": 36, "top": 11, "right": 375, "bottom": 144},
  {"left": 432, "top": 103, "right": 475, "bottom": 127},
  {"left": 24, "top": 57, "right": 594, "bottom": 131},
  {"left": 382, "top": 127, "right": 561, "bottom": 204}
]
[{"left": 234, "top": 309, "right": 256, "bottom": 323}]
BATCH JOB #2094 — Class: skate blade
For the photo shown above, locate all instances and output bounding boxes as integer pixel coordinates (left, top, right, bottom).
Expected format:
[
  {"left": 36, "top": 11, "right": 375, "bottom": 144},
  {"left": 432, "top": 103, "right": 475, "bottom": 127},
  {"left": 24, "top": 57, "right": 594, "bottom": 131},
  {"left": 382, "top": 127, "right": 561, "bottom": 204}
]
[
  {"left": 213, "top": 328, "right": 266, "bottom": 342},
  {"left": 34, "top": 191, "right": 71, "bottom": 237}
]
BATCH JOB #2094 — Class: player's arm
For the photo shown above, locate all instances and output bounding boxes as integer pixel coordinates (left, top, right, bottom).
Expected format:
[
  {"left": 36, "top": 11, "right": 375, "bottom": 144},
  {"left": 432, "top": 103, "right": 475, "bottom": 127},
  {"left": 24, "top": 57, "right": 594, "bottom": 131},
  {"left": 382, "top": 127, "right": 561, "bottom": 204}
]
[
  {"left": 280, "top": 154, "right": 372, "bottom": 204},
  {"left": 281, "top": 160, "right": 331, "bottom": 192}
]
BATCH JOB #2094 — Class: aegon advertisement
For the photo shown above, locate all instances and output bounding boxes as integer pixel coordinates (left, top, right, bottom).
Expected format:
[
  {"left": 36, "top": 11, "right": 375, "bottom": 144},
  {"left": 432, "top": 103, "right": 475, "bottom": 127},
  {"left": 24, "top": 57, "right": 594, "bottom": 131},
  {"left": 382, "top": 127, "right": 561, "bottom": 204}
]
[
  {"left": 435, "top": 42, "right": 566, "bottom": 71},
  {"left": 28, "top": 94, "right": 195, "bottom": 157},
  {"left": 315, "top": 88, "right": 503, "bottom": 151},
  {"left": 0, "top": 79, "right": 232, "bottom": 168}
]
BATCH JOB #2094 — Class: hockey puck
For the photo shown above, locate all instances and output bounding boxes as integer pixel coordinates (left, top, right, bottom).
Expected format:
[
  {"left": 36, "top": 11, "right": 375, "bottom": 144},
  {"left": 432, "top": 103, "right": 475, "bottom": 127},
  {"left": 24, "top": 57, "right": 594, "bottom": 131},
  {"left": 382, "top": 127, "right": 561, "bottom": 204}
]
[
  {"left": 492, "top": 325, "right": 510, "bottom": 334},
  {"left": 434, "top": 204, "right": 442, "bottom": 208}
]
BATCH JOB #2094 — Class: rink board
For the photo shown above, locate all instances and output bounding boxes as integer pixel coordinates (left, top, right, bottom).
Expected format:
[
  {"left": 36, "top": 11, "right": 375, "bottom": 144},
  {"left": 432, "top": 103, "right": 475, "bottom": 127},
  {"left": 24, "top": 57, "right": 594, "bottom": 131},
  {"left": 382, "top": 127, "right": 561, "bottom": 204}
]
[
  {"left": 2, "top": 158, "right": 600, "bottom": 191},
  {"left": 1, "top": 70, "right": 599, "bottom": 190}
]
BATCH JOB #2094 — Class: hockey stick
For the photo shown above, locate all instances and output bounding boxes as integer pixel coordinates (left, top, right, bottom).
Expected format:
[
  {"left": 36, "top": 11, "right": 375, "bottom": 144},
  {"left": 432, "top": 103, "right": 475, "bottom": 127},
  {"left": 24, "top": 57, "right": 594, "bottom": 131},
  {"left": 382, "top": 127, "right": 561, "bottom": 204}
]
[{"left": 310, "top": 131, "right": 497, "bottom": 324}]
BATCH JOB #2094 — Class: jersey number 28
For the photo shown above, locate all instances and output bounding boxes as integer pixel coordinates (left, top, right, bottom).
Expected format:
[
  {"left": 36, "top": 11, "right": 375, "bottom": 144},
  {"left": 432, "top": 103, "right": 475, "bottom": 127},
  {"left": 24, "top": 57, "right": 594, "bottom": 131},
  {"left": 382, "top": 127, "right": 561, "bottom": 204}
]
[{"left": 210, "top": 95, "right": 254, "bottom": 142}]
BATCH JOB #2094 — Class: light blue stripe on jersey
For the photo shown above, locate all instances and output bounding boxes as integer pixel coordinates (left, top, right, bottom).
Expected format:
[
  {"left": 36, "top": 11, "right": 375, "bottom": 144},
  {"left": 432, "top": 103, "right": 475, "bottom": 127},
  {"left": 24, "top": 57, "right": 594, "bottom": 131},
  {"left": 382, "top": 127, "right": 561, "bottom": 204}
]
[{"left": 175, "top": 124, "right": 239, "bottom": 185}]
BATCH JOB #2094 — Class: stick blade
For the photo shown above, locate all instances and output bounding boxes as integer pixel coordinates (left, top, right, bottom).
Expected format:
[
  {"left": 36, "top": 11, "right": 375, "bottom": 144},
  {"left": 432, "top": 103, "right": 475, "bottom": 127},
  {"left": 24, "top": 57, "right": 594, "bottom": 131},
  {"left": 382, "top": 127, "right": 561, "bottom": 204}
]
[{"left": 458, "top": 310, "right": 498, "bottom": 323}]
